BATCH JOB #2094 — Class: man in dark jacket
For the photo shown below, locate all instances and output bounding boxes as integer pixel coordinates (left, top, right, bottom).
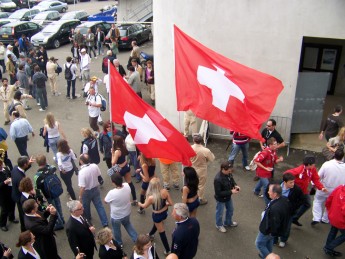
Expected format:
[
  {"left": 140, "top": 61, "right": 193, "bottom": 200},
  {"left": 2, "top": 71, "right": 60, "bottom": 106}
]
[
  {"left": 11, "top": 156, "right": 33, "bottom": 232},
  {"left": 214, "top": 161, "right": 240, "bottom": 233},
  {"left": 32, "top": 65, "right": 48, "bottom": 111},
  {"left": 255, "top": 184, "right": 291, "bottom": 259}
]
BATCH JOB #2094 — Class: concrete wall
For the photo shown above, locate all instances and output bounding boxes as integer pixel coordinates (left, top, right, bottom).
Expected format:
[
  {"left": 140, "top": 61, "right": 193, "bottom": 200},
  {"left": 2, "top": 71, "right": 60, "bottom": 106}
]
[{"left": 153, "top": 0, "right": 345, "bottom": 133}]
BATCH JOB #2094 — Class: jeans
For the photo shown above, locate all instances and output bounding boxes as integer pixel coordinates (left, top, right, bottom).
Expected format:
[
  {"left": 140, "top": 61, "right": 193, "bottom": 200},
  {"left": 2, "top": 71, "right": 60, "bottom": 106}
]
[
  {"left": 111, "top": 215, "right": 138, "bottom": 245},
  {"left": 228, "top": 142, "right": 249, "bottom": 167},
  {"left": 215, "top": 200, "right": 234, "bottom": 227},
  {"left": 15, "top": 136, "right": 28, "bottom": 156},
  {"left": 48, "top": 137, "right": 60, "bottom": 163},
  {"left": 36, "top": 87, "right": 48, "bottom": 109},
  {"left": 82, "top": 187, "right": 108, "bottom": 227},
  {"left": 97, "top": 41, "right": 103, "bottom": 56},
  {"left": 88, "top": 46, "right": 96, "bottom": 58},
  {"left": 293, "top": 194, "right": 311, "bottom": 221},
  {"left": 325, "top": 226, "right": 345, "bottom": 251},
  {"left": 59, "top": 169, "right": 76, "bottom": 200},
  {"left": 47, "top": 197, "right": 64, "bottom": 228},
  {"left": 255, "top": 231, "right": 274, "bottom": 258},
  {"left": 66, "top": 79, "right": 76, "bottom": 98},
  {"left": 129, "top": 151, "right": 141, "bottom": 181}
]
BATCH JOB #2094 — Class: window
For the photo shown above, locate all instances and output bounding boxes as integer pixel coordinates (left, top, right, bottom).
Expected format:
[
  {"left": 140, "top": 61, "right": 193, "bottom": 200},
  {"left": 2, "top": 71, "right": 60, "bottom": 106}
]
[{"left": 27, "top": 22, "right": 38, "bottom": 30}]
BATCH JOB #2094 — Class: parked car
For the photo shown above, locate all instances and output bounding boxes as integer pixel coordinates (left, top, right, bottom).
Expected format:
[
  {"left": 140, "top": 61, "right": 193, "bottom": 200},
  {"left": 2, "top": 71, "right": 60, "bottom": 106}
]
[
  {"left": 12, "top": 0, "right": 28, "bottom": 8},
  {"left": 29, "top": 0, "right": 65, "bottom": 6},
  {"left": 0, "top": 18, "right": 11, "bottom": 28},
  {"left": 117, "top": 23, "right": 152, "bottom": 49},
  {"left": 32, "top": 10, "right": 60, "bottom": 26},
  {"left": 31, "top": 19, "right": 80, "bottom": 48},
  {"left": 0, "top": 11, "right": 10, "bottom": 18},
  {"left": 0, "top": 21, "right": 42, "bottom": 44},
  {"left": 60, "top": 10, "right": 88, "bottom": 21},
  {"left": 0, "top": 0, "right": 16, "bottom": 12},
  {"left": 33, "top": 0, "right": 67, "bottom": 13},
  {"left": 8, "top": 8, "right": 39, "bottom": 21},
  {"left": 75, "top": 21, "right": 111, "bottom": 37}
]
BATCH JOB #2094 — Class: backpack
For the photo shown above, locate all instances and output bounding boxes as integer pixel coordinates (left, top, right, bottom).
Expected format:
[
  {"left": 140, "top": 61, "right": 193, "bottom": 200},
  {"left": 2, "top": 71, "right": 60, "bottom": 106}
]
[
  {"left": 98, "top": 94, "right": 107, "bottom": 112},
  {"left": 36, "top": 166, "right": 63, "bottom": 199},
  {"left": 55, "top": 64, "right": 62, "bottom": 74},
  {"left": 64, "top": 63, "right": 72, "bottom": 80},
  {"left": 7, "top": 101, "right": 21, "bottom": 116}
]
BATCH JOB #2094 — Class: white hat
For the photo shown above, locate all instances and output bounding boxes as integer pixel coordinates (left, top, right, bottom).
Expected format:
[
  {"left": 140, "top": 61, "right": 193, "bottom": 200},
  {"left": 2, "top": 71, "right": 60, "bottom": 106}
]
[
  {"left": 7, "top": 44, "right": 13, "bottom": 48},
  {"left": 81, "top": 48, "right": 86, "bottom": 52}
]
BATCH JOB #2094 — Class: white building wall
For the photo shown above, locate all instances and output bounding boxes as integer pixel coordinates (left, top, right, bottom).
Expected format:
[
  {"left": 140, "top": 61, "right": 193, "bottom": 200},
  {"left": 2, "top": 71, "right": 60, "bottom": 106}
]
[{"left": 153, "top": 0, "right": 345, "bottom": 133}]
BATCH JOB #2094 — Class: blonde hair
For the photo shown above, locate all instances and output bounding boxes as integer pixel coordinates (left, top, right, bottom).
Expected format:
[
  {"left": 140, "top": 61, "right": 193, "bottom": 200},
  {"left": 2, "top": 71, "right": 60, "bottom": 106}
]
[
  {"left": 337, "top": 127, "right": 345, "bottom": 140},
  {"left": 133, "top": 234, "right": 151, "bottom": 255},
  {"left": 81, "top": 128, "right": 94, "bottom": 139},
  {"left": 139, "top": 153, "right": 155, "bottom": 167},
  {"left": 146, "top": 178, "right": 162, "bottom": 210},
  {"left": 96, "top": 227, "right": 112, "bottom": 245},
  {"left": 44, "top": 112, "right": 56, "bottom": 129}
]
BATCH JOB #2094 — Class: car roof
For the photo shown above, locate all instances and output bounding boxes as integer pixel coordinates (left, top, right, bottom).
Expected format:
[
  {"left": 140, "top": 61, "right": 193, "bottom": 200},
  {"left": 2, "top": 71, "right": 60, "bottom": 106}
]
[
  {"left": 49, "top": 19, "right": 79, "bottom": 25},
  {"left": 2, "top": 21, "right": 39, "bottom": 26},
  {"left": 40, "top": 10, "right": 60, "bottom": 13}
]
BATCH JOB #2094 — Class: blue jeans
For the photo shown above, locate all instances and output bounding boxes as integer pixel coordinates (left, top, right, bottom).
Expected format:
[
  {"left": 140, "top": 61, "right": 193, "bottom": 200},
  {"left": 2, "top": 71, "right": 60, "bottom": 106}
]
[
  {"left": 228, "top": 142, "right": 249, "bottom": 167},
  {"left": 129, "top": 151, "right": 141, "bottom": 181},
  {"left": 97, "top": 41, "right": 103, "bottom": 56},
  {"left": 66, "top": 79, "right": 76, "bottom": 98},
  {"left": 254, "top": 178, "right": 270, "bottom": 205},
  {"left": 47, "top": 197, "right": 64, "bottom": 227},
  {"left": 111, "top": 215, "right": 138, "bottom": 245},
  {"left": 215, "top": 200, "right": 234, "bottom": 227},
  {"left": 48, "top": 137, "right": 60, "bottom": 163},
  {"left": 325, "top": 226, "right": 345, "bottom": 251},
  {"left": 36, "top": 87, "right": 47, "bottom": 109},
  {"left": 255, "top": 231, "right": 274, "bottom": 258},
  {"left": 82, "top": 187, "right": 108, "bottom": 227}
]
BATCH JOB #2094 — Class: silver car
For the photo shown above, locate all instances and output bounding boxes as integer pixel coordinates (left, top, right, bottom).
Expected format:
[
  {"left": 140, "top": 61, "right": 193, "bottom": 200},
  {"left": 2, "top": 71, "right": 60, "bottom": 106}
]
[
  {"left": 32, "top": 10, "right": 60, "bottom": 26},
  {"left": 32, "top": 0, "right": 68, "bottom": 13}
]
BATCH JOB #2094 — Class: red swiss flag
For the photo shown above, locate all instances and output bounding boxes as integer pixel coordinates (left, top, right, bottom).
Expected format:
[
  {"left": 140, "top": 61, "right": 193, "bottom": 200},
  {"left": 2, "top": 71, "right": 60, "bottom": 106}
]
[
  {"left": 174, "top": 25, "right": 284, "bottom": 140},
  {"left": 109, "top": 63, "right": 196, "bottom": 166}
]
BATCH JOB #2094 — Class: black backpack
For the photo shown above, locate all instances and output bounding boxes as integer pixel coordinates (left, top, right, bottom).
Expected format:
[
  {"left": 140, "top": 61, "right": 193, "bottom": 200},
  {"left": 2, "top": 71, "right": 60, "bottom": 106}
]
[
  {"left": 64, "top": 63, "right": 73, "bottom": 80},
  {"left": 35, "top": 166, "right": 63, "bottom": 199}
]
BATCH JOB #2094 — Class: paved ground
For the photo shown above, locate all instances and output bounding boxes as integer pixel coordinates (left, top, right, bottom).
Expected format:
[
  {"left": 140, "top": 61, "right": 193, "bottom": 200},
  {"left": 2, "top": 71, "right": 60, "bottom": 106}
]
[{"left": 0, "top": 4, "right": 342, "bottom": 258}]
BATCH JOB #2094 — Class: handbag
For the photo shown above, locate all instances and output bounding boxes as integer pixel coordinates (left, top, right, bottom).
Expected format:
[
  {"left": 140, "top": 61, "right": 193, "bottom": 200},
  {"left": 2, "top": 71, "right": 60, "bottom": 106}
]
[
  {"left": 55, "top": 64, "right": 62, "bottom": 74},
  {"left": 70, "top": 155, "right": 79, "bottom": 175},
  {"left": 107, "top": 164, "right": 121, "bottom": 177}
]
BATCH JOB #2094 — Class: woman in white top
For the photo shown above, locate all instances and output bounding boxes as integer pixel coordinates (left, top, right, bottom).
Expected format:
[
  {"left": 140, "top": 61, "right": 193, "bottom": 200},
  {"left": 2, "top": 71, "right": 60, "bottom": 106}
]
[
  {"left": 43, "top": 113, "right": 66, "bottom": 163},
  {"left": 16, "top": 230, "right": 41, "bottom": 259},
  {"left": 57, "top": 139, "right": 77, "bottom": 200},
  {"left": 132, "top": 234, "right": 158, "bottom": 259}
]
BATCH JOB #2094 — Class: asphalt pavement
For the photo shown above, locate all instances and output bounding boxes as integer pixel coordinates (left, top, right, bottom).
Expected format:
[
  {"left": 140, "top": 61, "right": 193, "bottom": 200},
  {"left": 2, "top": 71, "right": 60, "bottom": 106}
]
[{"left": 0, "top": 2, "right": 340, "bottom": 258}]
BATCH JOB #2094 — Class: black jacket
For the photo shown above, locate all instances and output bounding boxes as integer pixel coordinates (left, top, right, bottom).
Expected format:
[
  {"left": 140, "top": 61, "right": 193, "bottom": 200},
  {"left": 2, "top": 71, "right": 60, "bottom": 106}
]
[
  {"left": 214, "top": 171, "right": 236, "bottom": 202},
  {"left": 66, "top": 216, "right": 96, "bottom": 258},
  {"left": 11, "top": 166, "right": 26, "bottom": 203},
  {"left": 99, "top": 239, "right": 125, "bottom": 259},
  {"left": 259, "top": 196, "right": 291, "bottom": 236},
  {"left": 0, "top": 167, "right": 12, "bottom": 206}
]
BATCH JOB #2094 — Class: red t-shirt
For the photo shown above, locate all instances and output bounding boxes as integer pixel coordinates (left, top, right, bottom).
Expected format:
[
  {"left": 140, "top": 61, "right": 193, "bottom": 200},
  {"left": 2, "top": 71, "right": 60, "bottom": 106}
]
[{"left": 255, "top": 147, "right": 277, "bottom": 178}]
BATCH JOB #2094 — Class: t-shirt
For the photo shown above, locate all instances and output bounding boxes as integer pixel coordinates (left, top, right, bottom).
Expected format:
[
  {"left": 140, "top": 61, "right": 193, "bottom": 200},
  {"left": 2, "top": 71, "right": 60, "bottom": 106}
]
[
  {"left": 86, "top": 94, "right": 101, "bottom": 117},
  {"left": 261, "top": 128, "right": 284, "bottom": 146},
  {"left": 323, "top": 114, "right": 343, "bottom": 139},
  {"left": 104, "top": 183, "right": 131, "bottom": 220},
  {"left": 78, "top": 163, "right": 101, "bottom": 190},
  {"left": 57, "top": 149, "right": 76, "bottom": 172}
]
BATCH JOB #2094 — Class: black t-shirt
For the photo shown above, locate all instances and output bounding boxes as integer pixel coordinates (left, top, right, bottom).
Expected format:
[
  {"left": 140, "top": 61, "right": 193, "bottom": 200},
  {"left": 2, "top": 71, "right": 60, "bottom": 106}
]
[
  {"left": 323, "top": 114, "right": 343, "bottom": 138},
  {"left": 261, "top": 128, "right": 284, "bottom": 146}
]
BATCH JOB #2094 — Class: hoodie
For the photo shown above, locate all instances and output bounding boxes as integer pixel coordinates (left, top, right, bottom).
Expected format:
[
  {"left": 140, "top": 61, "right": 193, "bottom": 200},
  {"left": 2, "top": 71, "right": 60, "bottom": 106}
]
[{"left": 32, "top": 71, "right": 47, "bottom": 88}]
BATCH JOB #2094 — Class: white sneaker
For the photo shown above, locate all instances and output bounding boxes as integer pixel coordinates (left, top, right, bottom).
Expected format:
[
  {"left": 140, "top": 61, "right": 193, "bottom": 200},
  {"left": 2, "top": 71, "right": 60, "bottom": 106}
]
[
  {"left": 37, "top": 103, "right": 40, "bottom": 106},
  {"left": 216, "top": 226, "right": 227, "bottom": 233},
  {"left": 278, "top": 242, "right": 285, "bottom": 248},
  {"left": 39, "top": 108, "right": 46, "bottom": 112},
  {"left": 245, "top": 166, "right": 250, "bottom": 171}
]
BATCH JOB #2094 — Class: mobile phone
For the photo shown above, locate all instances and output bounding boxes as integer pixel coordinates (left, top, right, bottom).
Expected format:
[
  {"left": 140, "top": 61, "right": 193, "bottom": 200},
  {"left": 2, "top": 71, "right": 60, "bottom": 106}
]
[{"left": 76, "top": 247, "right": 80, "bottom": 254}]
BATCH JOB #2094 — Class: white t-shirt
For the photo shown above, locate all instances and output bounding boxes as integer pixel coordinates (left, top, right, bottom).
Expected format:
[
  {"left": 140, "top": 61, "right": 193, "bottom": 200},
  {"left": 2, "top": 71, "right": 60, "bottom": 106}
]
[
  {"left": 57, "top": 149, "right": 76, "bottom": 172},
  {"left": 103, "top": 74, "right": 109, "bottom": 93},
  {"left": 45, "top": 121, "right": 59, "bottom": 139},
  {"left": 125, "top": 134, "right": 136, "bottom": 152},
  {"left": 86, "top": 94, "right": 101, "bottom": 117},
  {"left": 104, "top": 183, "right": 131, "bottom": 219},
  {"left": 78, "top": 163, "right": 101, "bottom": 190}
]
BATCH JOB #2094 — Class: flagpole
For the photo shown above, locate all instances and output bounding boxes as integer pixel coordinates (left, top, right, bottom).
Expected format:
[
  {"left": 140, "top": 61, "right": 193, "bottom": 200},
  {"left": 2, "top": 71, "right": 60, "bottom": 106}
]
[{"left": 108, "top": 58, "right": 113, "bottom": 135}]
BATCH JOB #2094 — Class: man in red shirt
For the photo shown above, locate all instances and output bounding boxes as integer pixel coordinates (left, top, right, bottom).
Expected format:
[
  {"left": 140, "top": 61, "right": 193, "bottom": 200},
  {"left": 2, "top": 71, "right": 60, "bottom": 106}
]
[
  {"left": 324, "top": 185, "right": 345, "bottom": 257},
  {"left": 284, "top": 155, "right": 327, "bottom": 226},
  {"left": 253, "top": 137, "right": 283, "bottom": 204}
]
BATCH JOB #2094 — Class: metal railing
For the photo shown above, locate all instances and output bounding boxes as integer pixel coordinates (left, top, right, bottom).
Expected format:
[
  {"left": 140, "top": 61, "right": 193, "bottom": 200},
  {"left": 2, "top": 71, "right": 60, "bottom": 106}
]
[{"left": 123, "top": 0, "right": 152, "bottom": 22}]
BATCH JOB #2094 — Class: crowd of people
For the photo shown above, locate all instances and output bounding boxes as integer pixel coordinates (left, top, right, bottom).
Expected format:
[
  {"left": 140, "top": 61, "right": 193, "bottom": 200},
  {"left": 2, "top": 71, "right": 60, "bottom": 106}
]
[{"left": 0, "top": 24, "right": 344, "bottom": 259}]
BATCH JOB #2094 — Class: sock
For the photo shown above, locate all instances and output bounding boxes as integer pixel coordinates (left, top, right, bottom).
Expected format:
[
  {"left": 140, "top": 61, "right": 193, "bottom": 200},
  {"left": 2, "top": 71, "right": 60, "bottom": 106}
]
[
  {"left": 149, "top": 225, "right": 157, "bottom": 236},
  {"left": 159, "top": 231, "right": 170, "bottom": 252},
  {"left": 140, "top": 194, "right": 145, "bottom": 211}
]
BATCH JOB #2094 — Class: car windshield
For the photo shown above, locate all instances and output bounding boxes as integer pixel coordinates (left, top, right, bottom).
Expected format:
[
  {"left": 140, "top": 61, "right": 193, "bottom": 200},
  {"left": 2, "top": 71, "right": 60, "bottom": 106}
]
[
  {"left": 119, "top": 29, "right": 127, "bottom": 37},
  {"left": 33, "top": 13, "right": 47, "bottom": 19},
  {"left": 9, "top": 10, "right": 26, "bottom": 18},
  {"left": 0, "top": 26, "right": 12, "bottom": 34},
  {"left": 42, "top": 24, "right": 60, "bottom": 33},
  {"left": 61, "top": 13, "right": 75, "bottom": 20}
]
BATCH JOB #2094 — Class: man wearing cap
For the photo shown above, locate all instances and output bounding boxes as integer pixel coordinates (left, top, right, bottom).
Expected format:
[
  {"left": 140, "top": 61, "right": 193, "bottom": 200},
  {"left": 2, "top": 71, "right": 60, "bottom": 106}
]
[
  {"left": 312, "top": 149, "right": 345, "bottom": 225},
  {"left": 284, "top": 154, "right": 327, "bottom": 226},
  {"left": 190, "top": 134, "right": 215, "bottom": 205},
  {"left": 80, "top": 48, "right": 91, "bottom": 89},
  {"left": 84, "top": 76, "right": 101, "bottom": 96},
  {"left": 214, "top": 162, "right": 240, "bottom": 233},
  {"left": 85, "top": 86, "right": 101, "bottom": 133},
  {"left": 46, "top": 57, "right": 59, "bottom": 96}
]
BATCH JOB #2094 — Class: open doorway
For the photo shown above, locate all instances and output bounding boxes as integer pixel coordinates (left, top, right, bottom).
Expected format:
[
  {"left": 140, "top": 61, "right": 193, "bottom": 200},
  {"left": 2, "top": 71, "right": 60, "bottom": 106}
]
[{"left": 290, "top": 36, "right": 345, "bottom": 151}]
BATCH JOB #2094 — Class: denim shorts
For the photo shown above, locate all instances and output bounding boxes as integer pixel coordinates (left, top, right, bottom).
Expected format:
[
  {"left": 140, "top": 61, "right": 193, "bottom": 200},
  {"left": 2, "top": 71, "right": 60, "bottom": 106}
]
[
  {"left": 152, "top": 209, "right": 168, "bottom": 223},
  {"left": 142, "top": 181, "right": 149, "bottom": 190},
  {"left": 187, "top": 198, "right": 200, "bottom": 212},
  {"left": 119, "top": 164, "right": 130, "bottom": 176}
]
